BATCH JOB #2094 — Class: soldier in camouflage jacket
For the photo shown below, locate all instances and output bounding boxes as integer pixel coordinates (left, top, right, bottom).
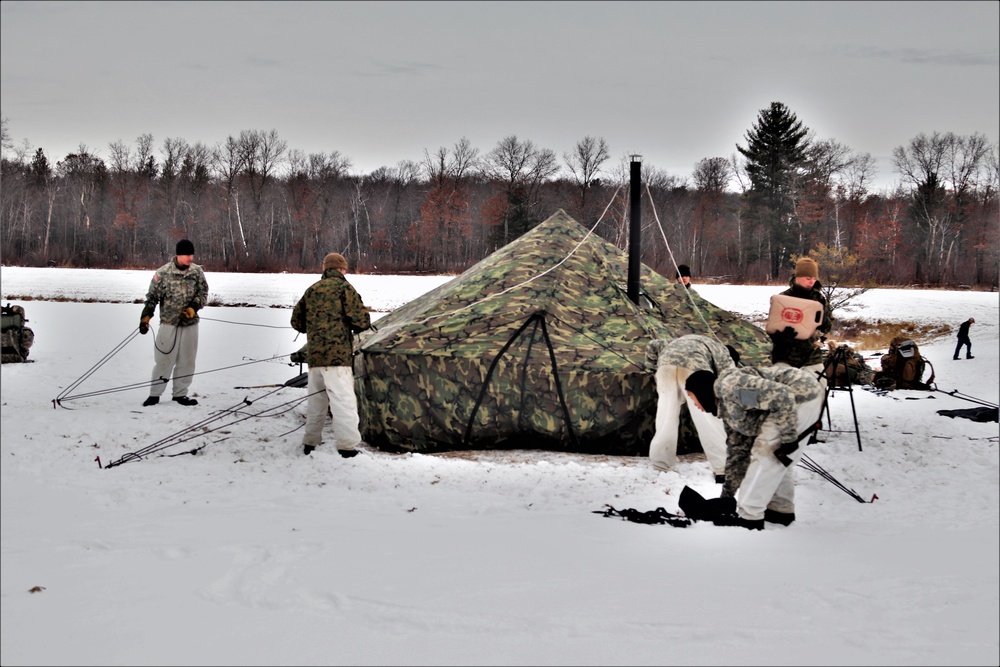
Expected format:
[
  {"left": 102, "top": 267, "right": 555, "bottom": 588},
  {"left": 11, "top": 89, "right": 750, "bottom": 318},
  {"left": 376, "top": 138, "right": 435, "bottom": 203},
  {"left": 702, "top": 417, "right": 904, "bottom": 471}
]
[
  {"left": 138, "top": 239, "right": 209, "bottom": 406},
  {"left": 292, "top": 253, "right": 371, "bottom": 457},
  {"left": 686, "top": 363, "right": 824, "bottom": 528},
  {"left": 645, "top": 335, "right": 740, "bottom": 482}
]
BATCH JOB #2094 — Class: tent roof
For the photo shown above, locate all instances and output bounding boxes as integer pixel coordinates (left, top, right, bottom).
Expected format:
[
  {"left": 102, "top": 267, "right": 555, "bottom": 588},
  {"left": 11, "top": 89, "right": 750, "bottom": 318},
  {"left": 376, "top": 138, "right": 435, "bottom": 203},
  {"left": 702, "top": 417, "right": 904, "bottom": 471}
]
[{"left": 360, "top": 209, "right": 770, "bottom": 369}]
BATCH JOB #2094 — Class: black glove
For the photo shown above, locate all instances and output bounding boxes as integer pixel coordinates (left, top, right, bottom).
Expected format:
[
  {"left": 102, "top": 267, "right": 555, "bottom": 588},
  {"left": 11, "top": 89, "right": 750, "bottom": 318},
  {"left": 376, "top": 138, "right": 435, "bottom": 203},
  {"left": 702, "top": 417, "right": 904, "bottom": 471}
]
[
  {"left": 775, "top": 326, "right": 797, "bottom": 341},
  {"left": 774, "top": 441, "right": 799, "bottom": 467},
  {"left": 139, "top": 316, "right": 151, "bottom": 335}
]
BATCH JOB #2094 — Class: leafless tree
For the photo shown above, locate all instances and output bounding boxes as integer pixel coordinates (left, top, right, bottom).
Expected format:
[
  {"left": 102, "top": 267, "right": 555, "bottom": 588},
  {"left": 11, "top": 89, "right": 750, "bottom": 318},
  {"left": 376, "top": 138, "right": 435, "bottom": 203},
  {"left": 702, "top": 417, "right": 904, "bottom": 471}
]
[
  {"left": 892, "top": 132, "right": 994, "bottom": 282},
  {"left": 564, "top": 135, "right": 610, "bottom": 209},
  {"left": 214, "top": 135, "right": 249, "bottom": 264},
  {"left": 0, "top": 114, "right": 11, "bottom": 157},
  {"left": 423, "top": 137, "right": 480, "bottom": 186},
  {"left": 841, "top": 152, "right": 876, "bottom": 200},
  {"left": 691, "top": 157, "right": 733, "bottom": 273},
  {"left": 484, "top": 135, "right": 559, "bottom": 243}
]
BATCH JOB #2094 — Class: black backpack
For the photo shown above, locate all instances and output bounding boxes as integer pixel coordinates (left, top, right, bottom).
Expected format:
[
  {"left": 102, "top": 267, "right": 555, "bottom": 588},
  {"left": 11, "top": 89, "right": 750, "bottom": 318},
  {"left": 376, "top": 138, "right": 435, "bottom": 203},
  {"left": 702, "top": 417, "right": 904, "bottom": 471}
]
[{"left": 1, "top": 303, "right": 35, "bottom": 363}]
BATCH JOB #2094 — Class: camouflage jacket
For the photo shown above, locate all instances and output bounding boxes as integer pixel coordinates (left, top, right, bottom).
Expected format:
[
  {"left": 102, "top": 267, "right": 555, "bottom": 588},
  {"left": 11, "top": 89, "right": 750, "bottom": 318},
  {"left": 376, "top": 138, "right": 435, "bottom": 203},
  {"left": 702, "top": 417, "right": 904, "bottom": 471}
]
[
  {"left": 645, "top": 335, "right": 735, "bottom": 375},
  {"left": 715, "top": 365, "right": 823, "bottom": 443},
  {"left": 770, "top": 278, "right": 833, "bottom": 367},
  {"left": 291, "top": 269, "right": 371, "bottom": 367},
  {"left": 141, "top": 260, "right": 209, "bottom": 327}
]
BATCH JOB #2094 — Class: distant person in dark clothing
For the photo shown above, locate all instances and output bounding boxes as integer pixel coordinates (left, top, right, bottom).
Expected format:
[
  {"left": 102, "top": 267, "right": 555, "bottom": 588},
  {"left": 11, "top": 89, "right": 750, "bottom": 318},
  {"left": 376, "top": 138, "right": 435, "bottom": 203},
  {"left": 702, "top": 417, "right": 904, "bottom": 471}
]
[
  {"left": 953, "top": 318, "right": 975, "bottom": 360},
  {"left": 675, "top": 264, "right": 692, "bottom": 288}
]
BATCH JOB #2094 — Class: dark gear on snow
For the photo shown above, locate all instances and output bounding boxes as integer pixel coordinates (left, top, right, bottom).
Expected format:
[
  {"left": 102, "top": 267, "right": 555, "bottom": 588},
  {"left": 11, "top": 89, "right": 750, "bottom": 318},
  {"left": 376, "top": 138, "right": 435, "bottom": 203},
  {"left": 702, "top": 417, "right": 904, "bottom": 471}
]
[
  {"left": 936, "top": 407, "right": 998, "bottom": 423},
  {"left": 593, "top": 505, "right": 692, "bottom": 528},
  {"left": 678, "top": 485, "right": 736, "bottom": 522},
  {"left": 1, "top": 303, "right": 35, "bottom": 363}
]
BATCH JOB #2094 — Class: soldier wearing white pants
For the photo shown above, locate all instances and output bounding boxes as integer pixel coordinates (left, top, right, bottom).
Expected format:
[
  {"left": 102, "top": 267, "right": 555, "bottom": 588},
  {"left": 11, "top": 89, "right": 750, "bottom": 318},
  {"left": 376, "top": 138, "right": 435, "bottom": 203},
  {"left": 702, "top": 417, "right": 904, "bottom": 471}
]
[
  {"left": 302, "top": 366, "right": 363, "bottom": 452},
  {"left": 291, "top": 252, "right": 371, "bottom": 458},
  {"left": 733, "top": 380, "right": 824, "bottom": 524},
  {"left": 685, "top": 364, "right": 825, "bottom": 529},
  {"left": 646, "top": 336, "right": 740, "bottom": 482}
]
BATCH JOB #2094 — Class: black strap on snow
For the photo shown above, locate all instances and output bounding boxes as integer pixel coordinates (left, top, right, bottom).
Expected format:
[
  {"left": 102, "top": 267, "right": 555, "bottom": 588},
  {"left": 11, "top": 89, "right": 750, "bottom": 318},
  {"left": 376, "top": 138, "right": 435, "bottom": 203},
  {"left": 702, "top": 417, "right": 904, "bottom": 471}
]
[{"left": 593, "top": 505, "right": 691, "bottom": 528}]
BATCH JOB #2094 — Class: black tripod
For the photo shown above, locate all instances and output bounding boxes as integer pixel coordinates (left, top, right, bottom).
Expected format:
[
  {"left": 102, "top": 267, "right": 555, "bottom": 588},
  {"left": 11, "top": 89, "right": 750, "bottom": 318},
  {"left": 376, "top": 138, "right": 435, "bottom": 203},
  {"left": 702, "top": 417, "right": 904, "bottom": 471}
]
[{"left": 817, "top": 345, "right": 862, "bottom": 451}]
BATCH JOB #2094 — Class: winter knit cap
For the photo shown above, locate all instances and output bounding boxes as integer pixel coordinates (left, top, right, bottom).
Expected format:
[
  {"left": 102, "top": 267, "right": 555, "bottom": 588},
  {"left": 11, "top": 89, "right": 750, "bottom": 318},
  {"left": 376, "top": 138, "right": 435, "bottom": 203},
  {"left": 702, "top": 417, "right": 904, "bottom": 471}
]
[
  {"left": 685, "top": 370, "right": 718, "bottom": 416},
  {"left": 794, "top": 257, "right": 819, "bottom": 279},
  {"left": 323, "top": 252, "right": 348, "bottom": 271},
  {"left": 175, "top": 239, "right": 195, "bottom": 256},
  {"left": 676, "top": 264, "right": 691, "bottom": 279}
]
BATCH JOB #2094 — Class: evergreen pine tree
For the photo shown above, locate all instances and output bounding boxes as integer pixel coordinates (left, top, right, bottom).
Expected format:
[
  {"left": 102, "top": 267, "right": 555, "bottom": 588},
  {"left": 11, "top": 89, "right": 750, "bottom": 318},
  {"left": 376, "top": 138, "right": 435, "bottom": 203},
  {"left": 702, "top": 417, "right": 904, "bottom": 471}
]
[{"left": 737, "top": 102, "right": 810, "bottom": 278}]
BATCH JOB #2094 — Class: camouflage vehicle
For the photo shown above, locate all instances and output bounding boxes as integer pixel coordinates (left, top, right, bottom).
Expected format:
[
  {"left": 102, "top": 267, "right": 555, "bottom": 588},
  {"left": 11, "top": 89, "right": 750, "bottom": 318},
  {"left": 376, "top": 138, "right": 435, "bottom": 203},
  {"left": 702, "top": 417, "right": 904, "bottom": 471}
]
[{"left": 354, "top": 210, "right": 771, "bottom": 456}]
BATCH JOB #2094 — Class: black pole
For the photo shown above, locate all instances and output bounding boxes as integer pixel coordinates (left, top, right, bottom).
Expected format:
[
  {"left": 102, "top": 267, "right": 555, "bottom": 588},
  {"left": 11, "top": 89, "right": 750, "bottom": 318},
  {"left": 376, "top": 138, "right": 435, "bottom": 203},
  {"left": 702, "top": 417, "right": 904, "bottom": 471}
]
[{"left": 627, "top": 155, "right": 642, "bottom": 305}]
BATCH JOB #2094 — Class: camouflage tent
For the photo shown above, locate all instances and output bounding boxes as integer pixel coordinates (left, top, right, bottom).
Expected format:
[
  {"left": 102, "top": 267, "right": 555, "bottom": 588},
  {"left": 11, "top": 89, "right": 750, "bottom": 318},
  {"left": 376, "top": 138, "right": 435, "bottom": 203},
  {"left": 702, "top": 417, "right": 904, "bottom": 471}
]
[{"left": 355, "top": 209, "right": 770, "bottom": 456}]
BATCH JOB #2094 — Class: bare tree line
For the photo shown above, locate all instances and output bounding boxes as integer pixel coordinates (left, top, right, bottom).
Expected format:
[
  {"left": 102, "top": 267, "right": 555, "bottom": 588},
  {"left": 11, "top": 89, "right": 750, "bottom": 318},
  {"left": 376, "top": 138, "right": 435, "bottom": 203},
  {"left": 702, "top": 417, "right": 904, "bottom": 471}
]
[{"left": 1, "top": 117, "right": 997, "bottom": 288}]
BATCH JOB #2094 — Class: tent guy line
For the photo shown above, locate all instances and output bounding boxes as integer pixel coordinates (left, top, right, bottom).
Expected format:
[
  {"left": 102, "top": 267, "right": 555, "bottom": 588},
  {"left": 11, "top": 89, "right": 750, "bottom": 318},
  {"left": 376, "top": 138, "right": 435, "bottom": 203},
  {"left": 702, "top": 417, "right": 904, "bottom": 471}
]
[{"left": 646, "top": 181, "right": 722, "bottom": 344}]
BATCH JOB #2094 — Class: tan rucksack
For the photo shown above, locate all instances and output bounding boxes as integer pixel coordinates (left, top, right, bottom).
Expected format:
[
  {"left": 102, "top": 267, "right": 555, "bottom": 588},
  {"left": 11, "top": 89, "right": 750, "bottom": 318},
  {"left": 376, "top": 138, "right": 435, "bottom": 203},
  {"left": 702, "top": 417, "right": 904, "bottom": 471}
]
[{"left": 873, "top": 337, "right": 934, "bottom": 390}]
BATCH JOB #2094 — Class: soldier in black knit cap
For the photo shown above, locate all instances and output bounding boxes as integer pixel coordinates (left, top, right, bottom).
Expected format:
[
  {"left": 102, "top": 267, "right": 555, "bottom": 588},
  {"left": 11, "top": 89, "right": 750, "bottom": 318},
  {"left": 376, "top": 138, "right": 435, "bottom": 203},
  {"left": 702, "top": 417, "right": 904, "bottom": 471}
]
[{"left": 138, "top": 239, "right": 208, "bottom": 407}]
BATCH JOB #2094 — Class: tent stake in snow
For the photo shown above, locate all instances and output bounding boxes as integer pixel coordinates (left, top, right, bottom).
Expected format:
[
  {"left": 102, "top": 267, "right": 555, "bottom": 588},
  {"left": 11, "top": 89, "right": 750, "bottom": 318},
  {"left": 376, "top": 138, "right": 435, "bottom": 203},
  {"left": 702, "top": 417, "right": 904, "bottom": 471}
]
[{"left": 798, "top": 454, "right": 871, "bottom": 503}]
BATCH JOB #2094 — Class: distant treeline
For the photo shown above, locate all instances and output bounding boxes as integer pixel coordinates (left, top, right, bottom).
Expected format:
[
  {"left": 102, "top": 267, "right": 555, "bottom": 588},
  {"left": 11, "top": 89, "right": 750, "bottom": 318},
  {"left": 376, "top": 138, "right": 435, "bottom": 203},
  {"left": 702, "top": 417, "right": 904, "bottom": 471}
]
[{"left": 1, "top": 107, "right": 997, "bottom": 287}]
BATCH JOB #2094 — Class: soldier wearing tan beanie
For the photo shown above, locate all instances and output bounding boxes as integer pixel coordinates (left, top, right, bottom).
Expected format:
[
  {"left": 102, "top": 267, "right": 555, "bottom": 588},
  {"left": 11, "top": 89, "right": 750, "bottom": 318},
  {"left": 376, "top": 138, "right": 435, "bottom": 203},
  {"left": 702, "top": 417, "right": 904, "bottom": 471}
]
[
  {"left": 794, "top": 257, "right": 819, "bottom": 279},
  {"left": 291, "top": 250, "right": 371, "bottom": 458},
  {"left": 323, "top": 253, "right": 349, "bottom": 272},
  {"left": 770, "top": 256, "right": 832, "bottom": 378}
]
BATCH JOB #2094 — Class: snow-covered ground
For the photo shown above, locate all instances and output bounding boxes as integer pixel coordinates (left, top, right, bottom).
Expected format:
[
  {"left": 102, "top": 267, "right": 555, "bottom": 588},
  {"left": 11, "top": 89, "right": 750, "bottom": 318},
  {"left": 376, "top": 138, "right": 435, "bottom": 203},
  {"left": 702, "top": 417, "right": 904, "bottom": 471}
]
[{"left": 1, "top": 266, "right": 998, "bottom": 666}]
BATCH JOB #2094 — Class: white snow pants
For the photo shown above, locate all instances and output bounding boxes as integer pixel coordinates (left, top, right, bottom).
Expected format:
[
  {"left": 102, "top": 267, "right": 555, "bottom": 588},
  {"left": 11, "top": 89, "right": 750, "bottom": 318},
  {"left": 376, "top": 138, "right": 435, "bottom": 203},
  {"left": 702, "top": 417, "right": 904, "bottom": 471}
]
[
  {"left": 736, "top": 392, "right": 825, "bottom": 521},
  {"left": 149, "top": 323, "right": 199, "bottom": 398},
  {"left": 775, "top": 360, "right": 829, "bottom": 394},
  {"left": 302, "top": 366, "right": 363, "bottom": 451},
  {"left": 648, "top": 364, "right": 728, "bottom": 475}
]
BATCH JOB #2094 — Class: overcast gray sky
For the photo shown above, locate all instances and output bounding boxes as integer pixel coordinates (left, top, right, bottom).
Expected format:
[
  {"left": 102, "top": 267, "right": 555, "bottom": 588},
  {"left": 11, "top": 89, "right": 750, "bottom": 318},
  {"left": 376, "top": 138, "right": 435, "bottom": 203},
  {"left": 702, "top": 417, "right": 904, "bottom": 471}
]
[{"left": 2, "top": 1, "right": 997, "bottom": 191}]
